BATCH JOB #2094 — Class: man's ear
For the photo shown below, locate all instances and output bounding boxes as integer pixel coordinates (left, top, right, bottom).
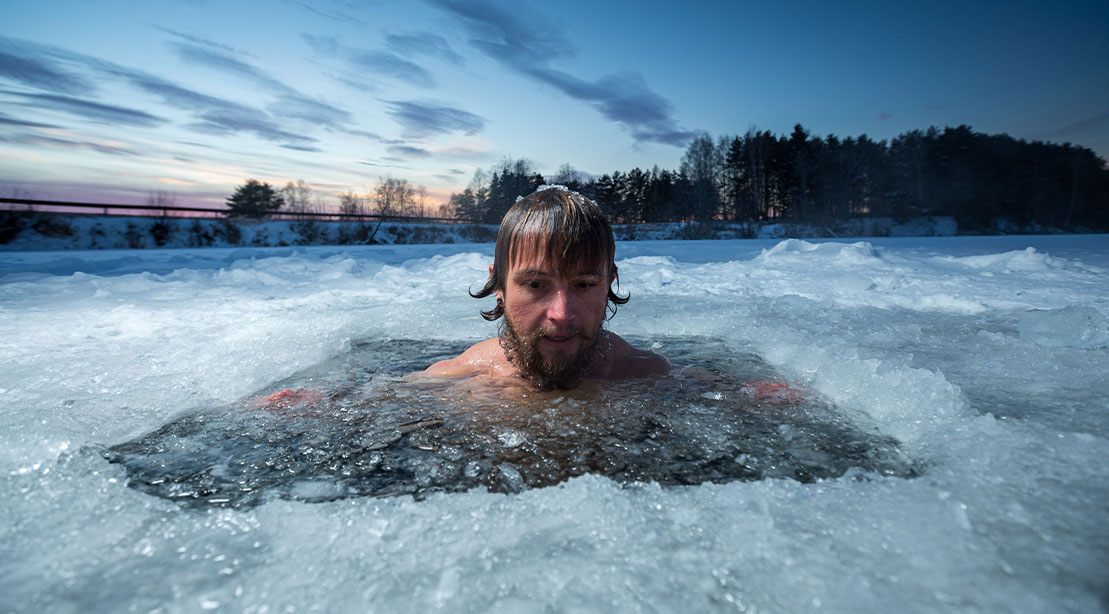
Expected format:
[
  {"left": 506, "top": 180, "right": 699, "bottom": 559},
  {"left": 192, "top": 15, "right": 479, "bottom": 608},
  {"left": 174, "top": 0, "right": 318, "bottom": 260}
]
[{"left": 488, "top": 263, "right": 494, "bottom": 277}]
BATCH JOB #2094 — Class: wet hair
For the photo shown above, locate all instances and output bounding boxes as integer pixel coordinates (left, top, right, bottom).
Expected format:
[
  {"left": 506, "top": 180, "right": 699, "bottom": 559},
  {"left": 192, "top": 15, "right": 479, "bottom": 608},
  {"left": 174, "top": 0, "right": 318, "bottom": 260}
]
[{"left": 471, "top": 185, "right": 629, "bottom": 321}]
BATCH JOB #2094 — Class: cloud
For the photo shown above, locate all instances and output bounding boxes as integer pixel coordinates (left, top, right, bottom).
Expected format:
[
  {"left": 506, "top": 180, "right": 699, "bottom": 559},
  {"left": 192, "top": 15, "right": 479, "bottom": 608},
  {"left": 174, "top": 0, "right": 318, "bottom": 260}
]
[
  {"left": 0, "top": 131, "right": 138, "bottom": 156},
  {"left": 3, "top": 90, "right": 164, "bottom": 127},
  {"left": 302, "top": 34, "right": 341, "bottom": 57},
  {"left": 186, "top": 104, "right": 318, "bottom": 148},
  {"left": 385, "top": 32, "right": 464, "bottom": 66},
  {"left": 387, "top": 144, "right": 432, "bottom": 157},
  {"left": 1044, "top": 111, "right": 1109, "bottom": 141},
  {"left": 156, "top": 27, "right": 239, "bottom": 55},
  {"left": 878, "top": 112, "right": 893, "bottom": 120},
  {"left": 268, "top": 95, "right": 352, "bottom": 127},
  {"left": 384, "top": 100, "right": 485, "bottom": 137},
  {"left": 280, "top": 143, "right": 324, "bottom": 152},
  {"left": 0, "top": 36, "right": 320, "bottom": 144},
  {"left": 430, "top": 0, "right": 695, "bottom": 146},
  {"left": 170, "top": 42, "right": 297, "bottom": 95},
  {"left": 90, "top": 66, "right": 321, "bottom": 146},
  {"left": 349, "top": 50, "right": 437, "bottom": 88},
  {"left": 0, "top": 49, "right": 93, "bottom": 96},
  {"left": 334, "top": 75, "right": 380, "bottom": 94},
  {"left": 0, "top": 36, "right": 105, "bottom": 98},
  {"left": 303, "top": 33, "right": 439, "bottom": 89},
  {"left": 0, "top": 110, "right": 62, "bottom": 129},
  {"left": 290, "top": 1, "right": 367, "bottom": 25},
  {"left": 357, "top": 159, "right": 414, "bottom": 170}
]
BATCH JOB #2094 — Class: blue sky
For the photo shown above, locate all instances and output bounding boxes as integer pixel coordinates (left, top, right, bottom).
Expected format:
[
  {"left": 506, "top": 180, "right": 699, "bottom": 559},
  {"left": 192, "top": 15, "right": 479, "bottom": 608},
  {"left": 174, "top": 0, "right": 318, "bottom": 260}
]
[{"left": 2, "top": 0, "right": 1106, "bottom": 209}]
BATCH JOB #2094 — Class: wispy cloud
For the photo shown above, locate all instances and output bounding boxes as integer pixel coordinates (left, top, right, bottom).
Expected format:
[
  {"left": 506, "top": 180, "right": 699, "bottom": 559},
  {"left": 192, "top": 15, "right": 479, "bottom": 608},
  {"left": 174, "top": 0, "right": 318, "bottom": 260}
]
[
  {"left": 185, "top": 105, "right": 318, "bottom": 148},
  {"left": 280, "top": 143, "right": 324, "bottom": 152},
  {"left": 0, "top": 110, "right": 62, "bottom": 129},
  {"left": 1044, "top": 112, "right": 1109, "bottom": 142},
  {"left": 170, "top": 42, "right": 297, "bottom": 95},
  {"left": 383, "top": 99, "right": 485, "bottom": 137},
  {"left": 0, "top": 51, "right": 91, "bottom": 96},
  {"left": 387, "top": 144, "right": 432, "bottom": 157},
  {"left": 0, "top": 131, "right": 139, "bottom": 156},
  {"left": 0, "top": 36, "right": 328, "bottom": 148},
  {"left": 268, "top": 95, "right": 352, "bottom": 127},
  {"left": 100, "top": 67, "right": 320, "bottom": 146},
  {"left": 289, "top": 1, "right": 367, "bottom": 25},
  {"left": 349, "top": 50, "right": 437, "bottom": 88},
  {"left": 302, "top": 34, "right": 342, "bottom": 57},
  {"left": 3, "top": 90, "right": 164, "bottom": 127},
  {"left": 156, "top": 27, "right": 240, "bottom": 55},
  {"left": 429, "top": 0, "right": 696, "bottom": 147},
  {"left": 303, "top": 34, "right": 438, "bottom": 89},
  {"left": 385, "top": 32, "right": 464, "bottom": 66},
  {"left": 0, "top": 37, "right": 97, "bottom": 96}
]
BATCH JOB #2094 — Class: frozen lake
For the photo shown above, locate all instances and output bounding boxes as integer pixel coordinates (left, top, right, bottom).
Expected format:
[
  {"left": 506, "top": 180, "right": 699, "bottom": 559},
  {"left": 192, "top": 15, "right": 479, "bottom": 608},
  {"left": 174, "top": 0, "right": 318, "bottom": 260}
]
[{"left": 2, "top": 235, "right": 1107, "bottom": 612}]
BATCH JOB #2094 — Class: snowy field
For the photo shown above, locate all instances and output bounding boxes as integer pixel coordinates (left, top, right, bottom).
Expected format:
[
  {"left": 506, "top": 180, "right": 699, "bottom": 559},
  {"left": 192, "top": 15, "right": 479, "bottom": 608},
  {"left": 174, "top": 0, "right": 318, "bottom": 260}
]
[{"left": 1, "top": 234, "right": 1107, "bottom": 612}]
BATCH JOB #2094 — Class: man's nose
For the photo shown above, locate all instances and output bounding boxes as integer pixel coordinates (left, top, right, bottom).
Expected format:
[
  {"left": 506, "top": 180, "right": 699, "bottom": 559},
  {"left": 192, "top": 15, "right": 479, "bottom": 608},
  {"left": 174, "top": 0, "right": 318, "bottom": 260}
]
[{"left": 546, "top": 288, "right": 573, "bottom": 322}]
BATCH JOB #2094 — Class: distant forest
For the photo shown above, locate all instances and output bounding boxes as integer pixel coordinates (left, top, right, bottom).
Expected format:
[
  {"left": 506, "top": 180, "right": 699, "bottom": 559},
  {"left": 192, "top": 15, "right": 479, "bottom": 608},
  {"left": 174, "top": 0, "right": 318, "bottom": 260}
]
[{"left": 449, "top": 125, "right": 1109, "bottom": 232}]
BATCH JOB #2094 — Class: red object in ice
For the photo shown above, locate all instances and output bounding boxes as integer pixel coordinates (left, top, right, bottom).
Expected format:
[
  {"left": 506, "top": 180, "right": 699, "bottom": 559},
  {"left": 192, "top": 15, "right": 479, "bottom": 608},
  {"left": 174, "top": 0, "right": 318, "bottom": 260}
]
[{"left": 254, "top": 388, "right": 324, "bottom": 410}]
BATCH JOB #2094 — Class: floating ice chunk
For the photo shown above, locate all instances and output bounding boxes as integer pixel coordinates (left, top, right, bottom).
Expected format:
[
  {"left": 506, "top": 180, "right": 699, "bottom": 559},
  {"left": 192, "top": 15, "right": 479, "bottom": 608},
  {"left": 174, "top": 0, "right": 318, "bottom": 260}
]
[
  {"left": 497, "top": 428, "right": 526, "bottom": 448},
  {"left": 288, "top": 479, "right": 346, "bottom": 500},
  {"left": 1018, "top": 306, "right": 1109, "bottom": 348},
  {"left": 756, "top": 239, "right": 883, "bottom": 266}
]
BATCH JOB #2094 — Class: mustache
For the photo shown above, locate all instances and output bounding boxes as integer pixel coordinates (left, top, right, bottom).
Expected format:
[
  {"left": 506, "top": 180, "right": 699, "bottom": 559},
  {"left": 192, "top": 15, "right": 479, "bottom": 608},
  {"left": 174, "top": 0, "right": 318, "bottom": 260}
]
[{"left": 533, "top": 325, "right": 593, "bottom": 341}]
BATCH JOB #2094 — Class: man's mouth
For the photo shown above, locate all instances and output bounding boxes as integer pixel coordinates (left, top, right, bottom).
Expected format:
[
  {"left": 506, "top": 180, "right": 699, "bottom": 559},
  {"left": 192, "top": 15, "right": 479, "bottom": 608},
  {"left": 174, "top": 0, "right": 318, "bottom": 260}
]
[{"left": 536, "top": 329, "right": 592, "bottom": 352}]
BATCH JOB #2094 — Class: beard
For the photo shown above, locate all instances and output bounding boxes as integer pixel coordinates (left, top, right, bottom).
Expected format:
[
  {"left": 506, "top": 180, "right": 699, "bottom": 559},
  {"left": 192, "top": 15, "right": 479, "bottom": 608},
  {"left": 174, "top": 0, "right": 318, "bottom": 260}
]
[{"left": 498, "top": 317, "right": 604, "bottom": 390}]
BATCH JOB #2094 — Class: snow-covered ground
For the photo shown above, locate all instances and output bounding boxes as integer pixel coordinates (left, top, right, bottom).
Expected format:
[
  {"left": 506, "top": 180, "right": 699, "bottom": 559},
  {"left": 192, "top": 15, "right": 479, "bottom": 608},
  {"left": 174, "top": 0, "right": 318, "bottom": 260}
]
[
  {"left": 1, "top": 211, "right": 962, "bottom": 252},
  {"left": 1, "top": 234, "right": 1107, "bottom": 612}
]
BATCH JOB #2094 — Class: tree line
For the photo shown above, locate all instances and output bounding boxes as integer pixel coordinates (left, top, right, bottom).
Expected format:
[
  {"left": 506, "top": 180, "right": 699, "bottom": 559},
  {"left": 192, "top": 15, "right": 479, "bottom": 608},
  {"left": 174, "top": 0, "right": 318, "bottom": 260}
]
[
  {"left": 448, "top": 125, "right": 1109, "bottom": 232},
  {"left": 225, "top": 177, "right": 443, "bottom": 219}
]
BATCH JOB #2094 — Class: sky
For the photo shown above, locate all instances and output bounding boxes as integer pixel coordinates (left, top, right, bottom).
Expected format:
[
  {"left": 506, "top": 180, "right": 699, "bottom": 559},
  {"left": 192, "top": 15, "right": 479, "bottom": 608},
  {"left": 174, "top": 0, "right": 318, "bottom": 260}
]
[{"left": 1, "top": 0, "right": 1107, "bottom": 210}]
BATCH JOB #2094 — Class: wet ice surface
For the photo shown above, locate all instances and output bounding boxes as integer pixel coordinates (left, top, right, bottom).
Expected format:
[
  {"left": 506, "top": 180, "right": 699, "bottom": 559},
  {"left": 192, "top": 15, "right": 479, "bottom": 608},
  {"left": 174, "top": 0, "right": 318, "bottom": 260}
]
[
  {"left": 105, "top": 338, "right": 914, "bottom": 508},
  {"left": 2, "top": 235, "right": 1108, "bottom": 613}
]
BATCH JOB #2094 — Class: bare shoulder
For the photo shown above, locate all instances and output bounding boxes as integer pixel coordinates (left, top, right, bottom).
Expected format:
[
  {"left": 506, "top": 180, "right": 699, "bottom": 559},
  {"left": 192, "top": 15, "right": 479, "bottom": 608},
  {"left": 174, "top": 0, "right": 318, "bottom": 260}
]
[
  {"left": 603, "top": 333, "right": 670, "bottom": 379},
  {"left": 424, "top": 338, "right": 506, "bottom": 378}
]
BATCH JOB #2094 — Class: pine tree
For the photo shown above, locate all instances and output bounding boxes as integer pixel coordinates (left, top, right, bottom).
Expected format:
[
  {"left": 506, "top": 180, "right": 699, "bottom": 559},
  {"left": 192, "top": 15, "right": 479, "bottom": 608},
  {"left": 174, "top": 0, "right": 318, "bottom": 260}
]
[{"left": 225, "top": 179, "right": 284, "bottom": 217}]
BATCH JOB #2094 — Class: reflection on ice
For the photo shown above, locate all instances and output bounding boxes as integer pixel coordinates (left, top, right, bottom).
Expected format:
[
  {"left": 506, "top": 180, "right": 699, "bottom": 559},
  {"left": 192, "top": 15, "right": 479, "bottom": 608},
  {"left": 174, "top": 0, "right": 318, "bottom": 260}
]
[{"left": 105, "top": 338, "right": 916, "bottom": 507}]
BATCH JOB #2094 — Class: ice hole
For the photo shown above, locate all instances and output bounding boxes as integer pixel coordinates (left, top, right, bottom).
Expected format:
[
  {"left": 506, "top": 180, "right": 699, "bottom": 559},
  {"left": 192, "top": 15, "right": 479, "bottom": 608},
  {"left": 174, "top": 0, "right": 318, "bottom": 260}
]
[{"left": 104, "top": 337, "right": 918, "bottom": 508}]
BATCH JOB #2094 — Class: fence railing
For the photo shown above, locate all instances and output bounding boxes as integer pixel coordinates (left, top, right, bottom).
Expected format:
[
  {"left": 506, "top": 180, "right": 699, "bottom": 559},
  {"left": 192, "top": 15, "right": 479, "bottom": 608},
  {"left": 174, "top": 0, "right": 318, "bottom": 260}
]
[{"left": 0, "top": 197, "right": 472, "bottom": 225}]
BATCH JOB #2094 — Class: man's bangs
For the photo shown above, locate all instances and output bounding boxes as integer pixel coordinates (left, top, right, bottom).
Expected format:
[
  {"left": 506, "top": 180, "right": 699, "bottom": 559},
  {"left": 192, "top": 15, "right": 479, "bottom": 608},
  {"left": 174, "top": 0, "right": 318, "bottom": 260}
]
[{"left": 506, "top": 211, "right": 610, "bottom": 276}]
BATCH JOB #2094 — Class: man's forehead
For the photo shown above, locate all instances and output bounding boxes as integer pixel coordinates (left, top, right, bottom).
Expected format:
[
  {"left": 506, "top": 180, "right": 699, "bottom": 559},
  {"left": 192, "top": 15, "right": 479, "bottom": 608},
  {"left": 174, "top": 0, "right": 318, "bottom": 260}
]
[{"left": 507, "top": 237, "right": 606, "bottom": 276}]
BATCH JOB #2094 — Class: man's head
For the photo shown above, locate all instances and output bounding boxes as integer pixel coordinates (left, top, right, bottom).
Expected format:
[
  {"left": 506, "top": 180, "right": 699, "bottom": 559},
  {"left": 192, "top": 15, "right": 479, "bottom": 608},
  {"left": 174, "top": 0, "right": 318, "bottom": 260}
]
[{"left": 471, "top": 186, "right": 628, "bottom": 388}]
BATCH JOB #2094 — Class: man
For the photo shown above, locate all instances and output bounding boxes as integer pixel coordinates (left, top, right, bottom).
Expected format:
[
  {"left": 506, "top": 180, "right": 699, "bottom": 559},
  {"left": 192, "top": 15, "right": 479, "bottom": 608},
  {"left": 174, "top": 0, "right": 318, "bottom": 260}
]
[{"left": 426, "top": 185, "right": 670, "bottom": 389}]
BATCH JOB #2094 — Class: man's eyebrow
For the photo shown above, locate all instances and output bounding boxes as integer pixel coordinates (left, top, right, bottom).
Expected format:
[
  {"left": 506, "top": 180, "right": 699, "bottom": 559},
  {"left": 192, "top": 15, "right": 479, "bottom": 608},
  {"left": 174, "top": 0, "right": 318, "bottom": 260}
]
[
  {"left": 511, "top": 268, "right": 603, "bottom": 279},
  {"left": 512, "top": 268, "right": 552, "bottom": 278}
]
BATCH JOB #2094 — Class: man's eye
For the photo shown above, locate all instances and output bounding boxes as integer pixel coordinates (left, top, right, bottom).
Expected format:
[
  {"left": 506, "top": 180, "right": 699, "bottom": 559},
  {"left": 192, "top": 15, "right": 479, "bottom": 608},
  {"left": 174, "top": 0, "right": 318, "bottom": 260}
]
[{"left": 525, "top": 280, "right": 543, "bottom": 289}]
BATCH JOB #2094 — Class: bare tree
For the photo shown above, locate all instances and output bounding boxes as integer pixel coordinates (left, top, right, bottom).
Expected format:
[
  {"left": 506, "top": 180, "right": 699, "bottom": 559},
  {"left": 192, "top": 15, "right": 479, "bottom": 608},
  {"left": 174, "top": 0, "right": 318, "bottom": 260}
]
[
  {"left": 338, "top": 191, "right": 368, "bottom": 217},
  {"left": 281, "top": 180, "right": 316, "bottom": 218},
  {"left": 146, "top": 190, "right": 177, "bottom": 216},
  {"left": 365, "top": 177, "right": 426, "bottom": 242},
  {"left": 551, "top": 163, "right": 586, "bottom": 191}
]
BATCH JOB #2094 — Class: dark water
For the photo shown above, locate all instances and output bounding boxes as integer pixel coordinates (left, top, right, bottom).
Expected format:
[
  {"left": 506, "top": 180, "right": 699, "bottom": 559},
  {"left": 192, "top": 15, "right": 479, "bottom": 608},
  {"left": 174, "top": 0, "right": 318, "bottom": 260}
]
[{"left": 104, "top": 337, "right": 918, "bottom": 508}]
